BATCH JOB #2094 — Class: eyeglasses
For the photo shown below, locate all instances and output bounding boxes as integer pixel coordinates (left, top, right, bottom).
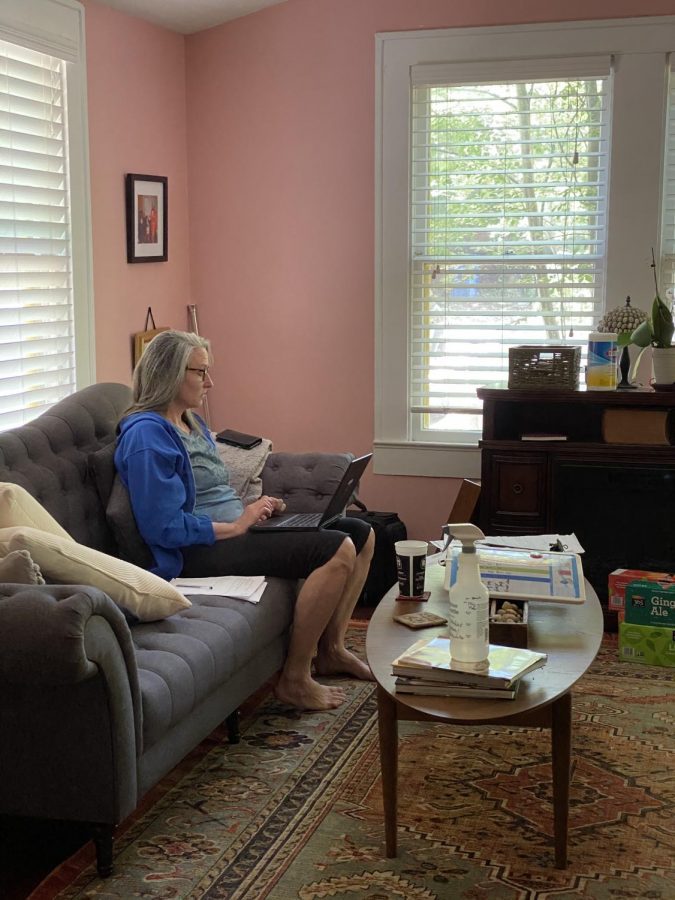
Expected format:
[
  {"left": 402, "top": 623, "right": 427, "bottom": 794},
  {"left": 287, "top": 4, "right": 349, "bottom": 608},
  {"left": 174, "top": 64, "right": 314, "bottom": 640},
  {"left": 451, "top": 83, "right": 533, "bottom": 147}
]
[{"left": 185, "top": 366, "right": 210, "bottom": 382}]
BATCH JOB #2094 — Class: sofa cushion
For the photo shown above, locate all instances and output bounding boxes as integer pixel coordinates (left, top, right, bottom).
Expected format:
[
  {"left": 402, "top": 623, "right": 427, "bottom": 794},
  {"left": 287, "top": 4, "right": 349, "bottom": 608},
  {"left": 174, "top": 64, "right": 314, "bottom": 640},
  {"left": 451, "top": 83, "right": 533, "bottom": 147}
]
[
  {"left": 106, "top": 477, "right": 156, "bottom": 569},
  {"left": 130, "top": 580, "right": 296, "bottom": 749},
  {"left": 213, "top": 437, "right": 272, "bottom": 504},
  {"left": 88, "top": 442, "right": 117, "bottom": 509},
  {"left": 0, "top": 383, "right": 132, "bottom": 553},
  {"left": 262, "top": 452, "right": 353, "bottom": 512},
  {"left": 88, "top": 443, "right": 155, "bottom": 569},
  {"left": 0, "top": 482, "right": 73, "bottom": 540},
  {"left": 0, "top": 526, "right": 190, "bottom": 622}
]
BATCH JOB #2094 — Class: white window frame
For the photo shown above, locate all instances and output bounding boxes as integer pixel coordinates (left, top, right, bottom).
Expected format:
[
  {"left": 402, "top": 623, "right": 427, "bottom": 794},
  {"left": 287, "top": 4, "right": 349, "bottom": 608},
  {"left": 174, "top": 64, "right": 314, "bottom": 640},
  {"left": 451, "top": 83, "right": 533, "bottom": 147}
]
[
  {"left": 0, "top": 0, "right": 95, "bottom": 398},
  {"left": 375, "top": 16, "right": 675, "bottom": 478}
]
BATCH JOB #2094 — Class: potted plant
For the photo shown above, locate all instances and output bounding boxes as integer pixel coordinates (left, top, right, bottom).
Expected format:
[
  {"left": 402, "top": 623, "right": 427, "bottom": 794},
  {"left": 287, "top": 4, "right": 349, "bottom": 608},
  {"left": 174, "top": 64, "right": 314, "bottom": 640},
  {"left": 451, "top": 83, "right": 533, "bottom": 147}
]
[{"left": 629, "top": 252, "right": 675, "bottom": 386}]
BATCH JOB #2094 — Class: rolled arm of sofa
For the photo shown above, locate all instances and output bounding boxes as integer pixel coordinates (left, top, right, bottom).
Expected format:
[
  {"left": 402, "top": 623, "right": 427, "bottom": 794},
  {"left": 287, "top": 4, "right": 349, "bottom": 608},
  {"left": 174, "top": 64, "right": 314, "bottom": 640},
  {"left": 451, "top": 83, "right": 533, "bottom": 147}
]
[
  {"left": 261, "top": 452, "right": 353, "bottom": 514},
  {"left": 0, "top": 584, "right": 142, "bottom": 824},
  {"left": 0, "top": 585, "right": 137, "bottom": 686}
]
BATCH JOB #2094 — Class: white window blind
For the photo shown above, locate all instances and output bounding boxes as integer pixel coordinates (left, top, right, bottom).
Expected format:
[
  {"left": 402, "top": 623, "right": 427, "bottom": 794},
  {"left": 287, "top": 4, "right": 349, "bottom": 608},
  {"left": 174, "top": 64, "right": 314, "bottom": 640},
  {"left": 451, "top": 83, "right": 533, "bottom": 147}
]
[
  {"left": 661, "top": 63, "right": 675, "bottom": 299},
  {"left": 0, "top": 37, "right": 76, "bottom": 430},
  {"left": 410, "top": 63, "right": 610, "bottom": 441}
]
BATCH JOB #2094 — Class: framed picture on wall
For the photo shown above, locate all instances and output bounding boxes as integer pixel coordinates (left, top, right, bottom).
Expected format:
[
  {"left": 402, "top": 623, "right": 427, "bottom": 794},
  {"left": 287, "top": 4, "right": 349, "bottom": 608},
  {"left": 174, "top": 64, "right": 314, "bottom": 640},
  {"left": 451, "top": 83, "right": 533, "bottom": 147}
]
[{"left": 125, "top": 173, "right": 168, "bottom": 263}]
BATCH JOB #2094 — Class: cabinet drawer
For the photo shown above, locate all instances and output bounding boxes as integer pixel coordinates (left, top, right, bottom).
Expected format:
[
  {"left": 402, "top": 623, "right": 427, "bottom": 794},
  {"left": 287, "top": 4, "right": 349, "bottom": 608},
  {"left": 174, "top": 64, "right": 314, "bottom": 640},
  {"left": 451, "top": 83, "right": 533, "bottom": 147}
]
[{"left": 486, "top": 453, "right": 547, "bottom": 527}]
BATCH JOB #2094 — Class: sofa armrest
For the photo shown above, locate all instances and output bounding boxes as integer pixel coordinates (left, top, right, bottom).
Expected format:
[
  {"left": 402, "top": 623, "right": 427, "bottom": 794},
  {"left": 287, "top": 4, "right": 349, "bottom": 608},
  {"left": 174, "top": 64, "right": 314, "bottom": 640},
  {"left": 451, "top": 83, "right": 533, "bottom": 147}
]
[
  {"left": 0, "top": 584, "right": 142, "bottom": 824},
  {"left": 261, "top": 452, "right": 353, "bottom": 514}
]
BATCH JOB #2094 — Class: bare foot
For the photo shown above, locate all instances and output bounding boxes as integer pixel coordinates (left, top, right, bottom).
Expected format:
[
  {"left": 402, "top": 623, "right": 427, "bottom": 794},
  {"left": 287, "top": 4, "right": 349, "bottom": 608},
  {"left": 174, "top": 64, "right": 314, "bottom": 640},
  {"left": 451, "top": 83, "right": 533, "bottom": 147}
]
[
  {"left": 314, "top": 647, "right": 375, "bottom": 682},
  {"left": 274, "top": 674, "right": 347, "bottom": 711},
  {"left": 0, "top": 549, "right": 44, "bottom": 585}
]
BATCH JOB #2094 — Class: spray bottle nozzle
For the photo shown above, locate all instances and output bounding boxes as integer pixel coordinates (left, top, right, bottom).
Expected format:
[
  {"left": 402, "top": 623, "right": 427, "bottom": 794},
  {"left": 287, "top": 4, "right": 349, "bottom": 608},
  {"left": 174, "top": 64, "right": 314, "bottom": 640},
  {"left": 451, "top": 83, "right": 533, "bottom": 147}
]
[
  {"left": 440, "top": 523, "right": 452, "bottom": 552},
  {"left": 445, "top": 522, "right": 485, "bottom": 551}
]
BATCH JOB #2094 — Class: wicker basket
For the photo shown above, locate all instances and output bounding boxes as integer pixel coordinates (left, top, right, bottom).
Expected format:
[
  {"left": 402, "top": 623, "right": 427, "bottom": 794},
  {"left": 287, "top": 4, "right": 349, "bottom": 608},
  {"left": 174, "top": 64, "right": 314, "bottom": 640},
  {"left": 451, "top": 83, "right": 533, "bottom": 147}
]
[{"left": 508, "top": 345, "right": 581, "bottom": 390}]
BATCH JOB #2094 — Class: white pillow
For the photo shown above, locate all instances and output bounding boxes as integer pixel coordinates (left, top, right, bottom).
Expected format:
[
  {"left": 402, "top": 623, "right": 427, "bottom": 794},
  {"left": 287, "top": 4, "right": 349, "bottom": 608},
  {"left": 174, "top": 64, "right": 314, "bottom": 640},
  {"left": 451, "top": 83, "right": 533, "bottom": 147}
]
[
  {"left": 0, "top": 482, "right": 73, "bottom": 540},
  {"left": 213, "top": 437, "right": 272, "bottom": 504},
  {"left": 0, "top": 526, "right": 191, "bottom": 622}
]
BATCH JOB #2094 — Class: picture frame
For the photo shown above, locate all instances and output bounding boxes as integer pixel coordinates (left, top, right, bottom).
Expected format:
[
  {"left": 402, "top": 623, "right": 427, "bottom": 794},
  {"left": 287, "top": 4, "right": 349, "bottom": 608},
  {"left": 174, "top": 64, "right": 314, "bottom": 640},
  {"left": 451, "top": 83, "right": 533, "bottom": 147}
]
[
  {"left": 125, "top": 173, "right": 168, "bottom": 263},
  {"left": 133, "top": 327, "right": 169, "bottom": 367}
]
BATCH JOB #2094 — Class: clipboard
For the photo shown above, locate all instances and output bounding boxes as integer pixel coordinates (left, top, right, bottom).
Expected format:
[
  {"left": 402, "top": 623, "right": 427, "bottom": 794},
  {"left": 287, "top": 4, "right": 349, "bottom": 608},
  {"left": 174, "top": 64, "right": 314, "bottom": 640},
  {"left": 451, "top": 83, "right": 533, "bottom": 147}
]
[{"left": 445, "top": 545, "right": 586, "bottom": 604}]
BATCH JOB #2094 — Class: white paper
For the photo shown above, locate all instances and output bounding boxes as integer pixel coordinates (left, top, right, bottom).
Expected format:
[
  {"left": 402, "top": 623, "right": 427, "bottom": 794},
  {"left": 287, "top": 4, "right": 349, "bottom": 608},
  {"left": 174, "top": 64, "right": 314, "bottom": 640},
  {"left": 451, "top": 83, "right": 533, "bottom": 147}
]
[
  {"left": 171, "top": 574, "right": 267, "bottom": 601},
  {"left": 245, "top": 582, "right": 267, "bottom": 604},
  {"left": 425, "top": 551, "right": 446, "bottom": 567}
]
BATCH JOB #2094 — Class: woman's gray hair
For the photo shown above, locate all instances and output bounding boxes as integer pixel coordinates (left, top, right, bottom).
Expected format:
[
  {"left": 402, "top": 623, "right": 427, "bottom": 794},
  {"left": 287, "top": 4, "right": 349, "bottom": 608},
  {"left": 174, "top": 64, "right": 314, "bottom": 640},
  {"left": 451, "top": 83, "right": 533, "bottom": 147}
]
[{"left": 122, "top": 329, "right": 211, "bottom": 429}]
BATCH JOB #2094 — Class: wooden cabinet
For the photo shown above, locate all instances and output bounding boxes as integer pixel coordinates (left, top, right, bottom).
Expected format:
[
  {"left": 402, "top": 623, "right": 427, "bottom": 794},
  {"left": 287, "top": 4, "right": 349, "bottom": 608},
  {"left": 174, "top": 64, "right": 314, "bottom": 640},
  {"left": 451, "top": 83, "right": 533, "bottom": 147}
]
[
  {"left": 488, "top": 452, "right": 547, "bottom": 529},
  {"left": 477, "top": 387, "right": 675, "bottom": 629}
]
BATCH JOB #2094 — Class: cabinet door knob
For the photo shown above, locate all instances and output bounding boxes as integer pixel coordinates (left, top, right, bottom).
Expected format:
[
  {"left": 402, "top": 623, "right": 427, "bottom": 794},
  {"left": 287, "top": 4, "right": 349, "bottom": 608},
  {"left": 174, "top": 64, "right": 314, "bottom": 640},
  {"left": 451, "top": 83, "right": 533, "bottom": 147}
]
[{"left": 512, "top": 482, "right": 524, "bottom": 495}]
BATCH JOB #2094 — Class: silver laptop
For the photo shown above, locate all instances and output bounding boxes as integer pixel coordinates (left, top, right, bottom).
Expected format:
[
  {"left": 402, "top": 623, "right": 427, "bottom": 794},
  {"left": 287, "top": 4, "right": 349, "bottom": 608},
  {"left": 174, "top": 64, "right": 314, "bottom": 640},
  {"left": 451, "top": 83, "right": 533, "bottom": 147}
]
[{"left": 250, "top": 453, "right": 372, "bottom": 532}]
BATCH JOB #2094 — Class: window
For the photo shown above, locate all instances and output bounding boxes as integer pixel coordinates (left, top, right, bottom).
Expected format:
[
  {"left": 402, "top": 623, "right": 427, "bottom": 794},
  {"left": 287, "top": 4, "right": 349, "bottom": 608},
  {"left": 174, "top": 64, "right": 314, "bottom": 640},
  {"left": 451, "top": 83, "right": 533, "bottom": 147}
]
[
  {"left": 411, "top": 62, "right": 609, "bottom": 443},
  {"left": 661, "top": 63, "right": 675, "bottom": 300},
  {"left": 376, "top": 17, "right": 675, "bottom": 477},
  {"left": 0, "top": 0, "right": 93, "bottom": 430}
]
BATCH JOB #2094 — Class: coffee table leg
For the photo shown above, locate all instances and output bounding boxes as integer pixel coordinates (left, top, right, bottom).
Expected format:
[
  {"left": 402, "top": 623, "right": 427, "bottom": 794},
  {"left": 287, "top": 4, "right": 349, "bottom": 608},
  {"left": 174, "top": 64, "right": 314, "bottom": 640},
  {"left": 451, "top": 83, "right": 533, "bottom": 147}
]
[
  {"left": 376, "top": 684, "right": 398, "bottom": 857},
  {"left": 551, "top": 691, "right": 572, "bottom": 868}
]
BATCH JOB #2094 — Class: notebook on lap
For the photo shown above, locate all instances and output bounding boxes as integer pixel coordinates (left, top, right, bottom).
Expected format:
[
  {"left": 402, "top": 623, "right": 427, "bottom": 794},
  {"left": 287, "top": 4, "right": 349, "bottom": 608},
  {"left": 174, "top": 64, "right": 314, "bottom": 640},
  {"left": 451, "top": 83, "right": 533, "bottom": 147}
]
[{"left": 250, "top": 453, "right": 372, "bottom": 532}]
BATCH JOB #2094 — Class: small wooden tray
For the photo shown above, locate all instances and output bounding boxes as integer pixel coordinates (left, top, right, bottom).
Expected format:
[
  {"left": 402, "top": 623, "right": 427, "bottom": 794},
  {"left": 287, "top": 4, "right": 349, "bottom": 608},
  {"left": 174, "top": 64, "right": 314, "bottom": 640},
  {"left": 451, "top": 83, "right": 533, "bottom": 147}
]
[{"left": 489, "top": 599, "right": 529, "bottom": 648}]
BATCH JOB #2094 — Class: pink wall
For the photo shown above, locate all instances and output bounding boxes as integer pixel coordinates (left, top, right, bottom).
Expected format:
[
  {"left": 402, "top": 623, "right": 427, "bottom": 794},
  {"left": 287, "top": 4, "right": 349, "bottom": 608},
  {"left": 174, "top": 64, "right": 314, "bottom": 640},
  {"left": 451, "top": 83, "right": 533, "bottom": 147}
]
[
  {"left": 84, "top": 0, "right": 192, "bottom": 384},
  {"left": 184, "top": 0, "right": 675, "bottom": 540},
  {"left": 82, "top": 0, "right": 675, "bottom": 541}
]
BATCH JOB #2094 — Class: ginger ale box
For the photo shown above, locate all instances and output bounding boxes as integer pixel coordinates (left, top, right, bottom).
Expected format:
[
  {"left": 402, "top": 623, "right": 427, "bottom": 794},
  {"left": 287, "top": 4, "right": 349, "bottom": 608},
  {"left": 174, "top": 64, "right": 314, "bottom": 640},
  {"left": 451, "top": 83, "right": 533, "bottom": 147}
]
[
  {"left": 624, "top": 580, "right": 675, "bottom": 627},
  {"left": 608, "top": 568, "right": 675, "bottom": 612},
  {"left": 618, "top": 621, "right": 675, "bottom": 668}
]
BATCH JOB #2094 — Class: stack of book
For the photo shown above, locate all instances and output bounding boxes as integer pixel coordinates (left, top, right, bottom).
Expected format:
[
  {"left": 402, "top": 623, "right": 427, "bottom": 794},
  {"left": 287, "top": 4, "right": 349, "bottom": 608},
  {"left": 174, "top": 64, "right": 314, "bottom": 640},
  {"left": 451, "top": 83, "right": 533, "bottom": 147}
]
[{"left": 392, "top": 636, "right": 547, "bottom": 699}]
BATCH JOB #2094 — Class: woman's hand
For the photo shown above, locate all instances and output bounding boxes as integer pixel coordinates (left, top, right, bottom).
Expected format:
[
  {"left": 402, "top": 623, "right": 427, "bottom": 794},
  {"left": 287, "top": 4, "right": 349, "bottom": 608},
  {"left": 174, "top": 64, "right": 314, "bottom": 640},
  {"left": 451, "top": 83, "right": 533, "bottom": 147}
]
[
  {"left": 250, "top": 495, "right": 286, "bottom": 518},
  {"left": 212, "top": 495, "right": 285, "bottom": 540},
  {"left": 248, "top": 496, "right": 275, "bottom": 522}
]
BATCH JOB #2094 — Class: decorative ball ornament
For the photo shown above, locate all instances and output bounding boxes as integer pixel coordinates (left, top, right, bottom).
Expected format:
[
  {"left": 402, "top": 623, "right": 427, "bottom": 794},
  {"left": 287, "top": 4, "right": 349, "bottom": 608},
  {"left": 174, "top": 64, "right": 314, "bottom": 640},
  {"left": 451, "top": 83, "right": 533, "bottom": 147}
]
[
  {"left": 596, "top": 296, "right": 648, "bottom": 390},
  {"left": 596, "top": 295, "right": 647, "bottom": 335}
]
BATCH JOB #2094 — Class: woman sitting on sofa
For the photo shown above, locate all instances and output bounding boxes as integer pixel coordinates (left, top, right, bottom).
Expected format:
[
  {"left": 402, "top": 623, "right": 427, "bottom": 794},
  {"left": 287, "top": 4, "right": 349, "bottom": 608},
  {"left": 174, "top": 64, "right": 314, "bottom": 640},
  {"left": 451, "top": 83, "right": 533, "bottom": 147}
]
[{"left": 114, "top": 329, "right": 374, "bottom": 711}]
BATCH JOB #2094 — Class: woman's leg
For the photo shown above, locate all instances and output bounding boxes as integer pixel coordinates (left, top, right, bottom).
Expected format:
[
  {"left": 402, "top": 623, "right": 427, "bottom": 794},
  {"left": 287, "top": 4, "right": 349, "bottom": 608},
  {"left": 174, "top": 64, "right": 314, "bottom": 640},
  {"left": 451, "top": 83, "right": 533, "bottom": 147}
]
[
  {"left": 314, "top": 526, "right": 375, "bottom": 680},
  {"left": 181, "top": 523, "right": 374, "bottom": 708},
  {"left": 275, "top": 537, "right": 357, "bottom": 710}
]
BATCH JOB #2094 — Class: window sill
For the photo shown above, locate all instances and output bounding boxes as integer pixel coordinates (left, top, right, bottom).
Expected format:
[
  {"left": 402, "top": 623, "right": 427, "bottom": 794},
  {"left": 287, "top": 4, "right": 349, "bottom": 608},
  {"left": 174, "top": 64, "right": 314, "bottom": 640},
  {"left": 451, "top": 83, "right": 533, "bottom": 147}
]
[{"left": 373, "top": 440, "right": 481, "bottom": 478}]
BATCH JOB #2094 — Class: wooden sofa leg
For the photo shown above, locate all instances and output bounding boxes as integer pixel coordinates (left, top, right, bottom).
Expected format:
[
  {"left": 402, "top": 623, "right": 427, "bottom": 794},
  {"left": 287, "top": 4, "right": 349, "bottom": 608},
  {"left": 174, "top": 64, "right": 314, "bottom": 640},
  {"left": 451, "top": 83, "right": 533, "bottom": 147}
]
[
  {"left": 226, "top": 709, "right": 240, "bottom": 744},
  {"left": 91, "top": 823, "right": 114, "bottom": 877}
]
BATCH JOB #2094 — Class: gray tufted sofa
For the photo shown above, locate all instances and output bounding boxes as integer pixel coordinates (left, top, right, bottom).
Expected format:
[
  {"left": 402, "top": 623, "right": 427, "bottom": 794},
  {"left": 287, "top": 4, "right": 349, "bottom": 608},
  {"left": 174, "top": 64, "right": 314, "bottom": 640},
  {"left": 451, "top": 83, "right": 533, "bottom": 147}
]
[{"left": 0, "top": 383, "right": 352, "bottom": 876}]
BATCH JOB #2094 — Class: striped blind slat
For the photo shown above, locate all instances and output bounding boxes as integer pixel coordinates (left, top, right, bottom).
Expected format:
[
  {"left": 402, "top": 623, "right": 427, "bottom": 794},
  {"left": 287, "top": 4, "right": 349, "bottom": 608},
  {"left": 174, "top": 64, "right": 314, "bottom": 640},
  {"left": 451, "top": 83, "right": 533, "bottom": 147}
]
[
  {"left": 410, "top": 72, "right": 610, "bottom": 437},
  {"left": 0, "top": 36, "right": 74, "bottom": 427}
]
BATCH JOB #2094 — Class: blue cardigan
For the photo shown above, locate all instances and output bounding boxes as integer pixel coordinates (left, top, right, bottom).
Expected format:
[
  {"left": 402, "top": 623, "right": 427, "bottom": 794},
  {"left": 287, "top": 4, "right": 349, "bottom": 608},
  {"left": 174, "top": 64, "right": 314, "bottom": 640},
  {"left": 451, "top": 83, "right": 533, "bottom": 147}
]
[{"left": 114, "top": 412, "right": 216, "bottom": 579}]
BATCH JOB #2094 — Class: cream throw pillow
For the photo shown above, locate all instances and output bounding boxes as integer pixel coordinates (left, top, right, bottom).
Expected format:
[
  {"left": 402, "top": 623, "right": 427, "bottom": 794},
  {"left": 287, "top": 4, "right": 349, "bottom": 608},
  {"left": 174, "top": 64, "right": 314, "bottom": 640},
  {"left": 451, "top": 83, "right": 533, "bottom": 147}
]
[
  {"left": 0, "top": 482, "right": 73, "bottom": 540},
  {"left": 0, "top": 526, "right": 191, "bottom": 622},
  {"left": 213, "top": 437, "right": 273, "bottom": 504}
]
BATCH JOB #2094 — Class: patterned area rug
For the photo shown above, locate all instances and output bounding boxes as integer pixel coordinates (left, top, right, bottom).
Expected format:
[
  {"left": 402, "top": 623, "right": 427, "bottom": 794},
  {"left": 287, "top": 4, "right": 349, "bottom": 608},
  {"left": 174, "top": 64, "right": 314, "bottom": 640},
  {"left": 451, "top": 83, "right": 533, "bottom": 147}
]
[{"left": 32, "top": 627, "right": 674, "bottom": 899}]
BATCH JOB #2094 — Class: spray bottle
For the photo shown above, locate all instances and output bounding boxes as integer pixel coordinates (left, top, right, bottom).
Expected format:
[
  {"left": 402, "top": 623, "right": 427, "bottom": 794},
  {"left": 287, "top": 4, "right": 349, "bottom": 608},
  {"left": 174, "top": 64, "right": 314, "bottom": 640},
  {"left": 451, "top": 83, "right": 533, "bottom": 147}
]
[{"left": 443, "top": 523, "right": 490, "bottom": 671}]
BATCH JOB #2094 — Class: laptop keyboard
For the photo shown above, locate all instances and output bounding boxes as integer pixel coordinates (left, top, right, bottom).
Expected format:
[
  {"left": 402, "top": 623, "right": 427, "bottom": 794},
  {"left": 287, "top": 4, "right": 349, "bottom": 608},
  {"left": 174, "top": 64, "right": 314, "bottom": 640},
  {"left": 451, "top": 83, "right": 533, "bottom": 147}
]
[{"left": 274, "top": 512, "right": 321, "bottom": 527}]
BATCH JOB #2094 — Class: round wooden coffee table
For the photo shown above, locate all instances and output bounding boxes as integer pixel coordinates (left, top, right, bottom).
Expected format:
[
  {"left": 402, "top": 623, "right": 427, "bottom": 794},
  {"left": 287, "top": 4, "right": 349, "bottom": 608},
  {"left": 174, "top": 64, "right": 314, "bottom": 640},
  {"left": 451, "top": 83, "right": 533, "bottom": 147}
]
[{"left": 365, "top": 562, "right": 603, "bottom": 868}]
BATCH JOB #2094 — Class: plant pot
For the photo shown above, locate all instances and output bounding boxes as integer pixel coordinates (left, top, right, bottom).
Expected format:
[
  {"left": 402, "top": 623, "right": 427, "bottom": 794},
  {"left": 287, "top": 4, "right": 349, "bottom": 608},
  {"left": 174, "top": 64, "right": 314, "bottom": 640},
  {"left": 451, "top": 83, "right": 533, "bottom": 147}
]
[{"left": 652, "top": 346, "right": 675, "bottom": 387}]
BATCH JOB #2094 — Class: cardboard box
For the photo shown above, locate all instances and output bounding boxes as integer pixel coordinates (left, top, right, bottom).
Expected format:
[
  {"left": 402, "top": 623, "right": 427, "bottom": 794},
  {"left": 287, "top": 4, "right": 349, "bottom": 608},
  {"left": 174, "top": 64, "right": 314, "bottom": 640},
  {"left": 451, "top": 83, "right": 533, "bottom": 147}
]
[
  {"left": 624, "top": 580, "right": 675, "bottom": 628},
  {"left": 618, "top": 621, "right": 675, "bottom": 668},
  {"left": 608, "top": 569, "right": 675, "bottom": 611}
]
